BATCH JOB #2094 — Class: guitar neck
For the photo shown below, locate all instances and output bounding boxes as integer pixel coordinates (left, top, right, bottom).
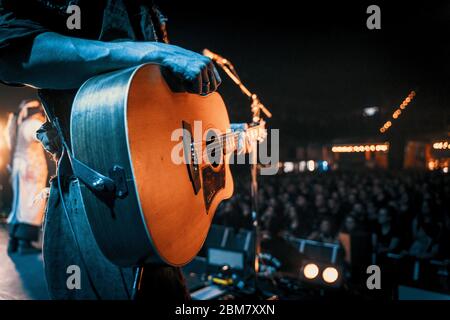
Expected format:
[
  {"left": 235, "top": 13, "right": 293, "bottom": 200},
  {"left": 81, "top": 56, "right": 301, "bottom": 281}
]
[{"left": 220, "top": 124, "right": 261, "bottom": 155}]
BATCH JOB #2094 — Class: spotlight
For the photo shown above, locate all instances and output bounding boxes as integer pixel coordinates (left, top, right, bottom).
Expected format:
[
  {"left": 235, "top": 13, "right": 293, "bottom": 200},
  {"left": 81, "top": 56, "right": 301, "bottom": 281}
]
[
  {"left": 303, "top": 263, "right": 319, "bottom": 279},
  {"left": 363, "top": 106, "right": 379, "bottom": 117},
  {"left": 322, "top": 267, "right": 339, "bottom": 284},
  {"left": 283, "top": 162, "right": 294, "bottom": 173}
]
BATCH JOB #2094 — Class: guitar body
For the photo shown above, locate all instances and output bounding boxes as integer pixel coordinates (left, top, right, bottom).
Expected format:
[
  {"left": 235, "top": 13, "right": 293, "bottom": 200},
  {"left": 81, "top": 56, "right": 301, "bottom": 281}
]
[{"left": 70, "top": 64, "right": 234, "bottom": 267}]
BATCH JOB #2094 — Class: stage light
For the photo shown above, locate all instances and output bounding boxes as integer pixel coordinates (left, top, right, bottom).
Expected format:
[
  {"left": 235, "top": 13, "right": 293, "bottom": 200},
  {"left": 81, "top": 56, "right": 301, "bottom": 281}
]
[
  {"left": 299, "top": 161, "right": 306, "bottom": 172},
  {"left": 331, "top": 143, "right": 388, "bottom": 153},
  {"left": 443, "top": 167, "right": 449, "bottom": 174},
  {"left": 380, "top": 90, "right": 416, "bottom": 133},
  {"left": 303, "top": 263, "right": 319, "bottom": 280},
  {"left": 432, "top": 141, "right": 450, "bottom": 150},
  {"left": 363, "top": 106, "right": 379, "bottom": 117},
  {"left": 392, "top": 110, "right": 401, "bottom": 119},
  {"left": 283, "top": 162, "right": 294, "bottom": 173},
  {"left": 322, "top": 267, "right": 339, "bottom": 284},
  {"left": 307, "top": 160, "right": 315, "bottom": 172},
  {"left": 428, "top": 161, "right": 436, "bottom": 171}
]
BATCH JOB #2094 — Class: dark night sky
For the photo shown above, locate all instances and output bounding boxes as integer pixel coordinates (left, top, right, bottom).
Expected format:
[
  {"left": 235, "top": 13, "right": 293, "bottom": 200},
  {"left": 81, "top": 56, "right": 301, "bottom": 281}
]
[{"left": 1, "top": 0, "right": 449, "bottom": 152}]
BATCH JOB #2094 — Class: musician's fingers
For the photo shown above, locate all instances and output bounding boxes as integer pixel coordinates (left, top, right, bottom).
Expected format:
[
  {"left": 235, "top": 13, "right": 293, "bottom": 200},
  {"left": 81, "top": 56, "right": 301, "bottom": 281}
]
[
  {"left": 160, "top": 66, "right": 186, "bottom": 93},
  {"left": 184, "top": 69, "right": 202, "bottom": 94},
  {"left": 200, "top": 67, "right": 210, "bottom": 96},
  {"left": 208, "top": 63, "right": 221, "bottom": 92},
  {"left": 237, "top": 131, "right": 251, "bottom": 154},
  {"left": 194, "top": 74, "right": 203, "bottom": 95},
  {"left": 211, "top": 65, "right": 222, "bottom": 88},
  {"left": 207, "top": 67, "right": 217, "bottom": 93},
  {"left": 246, "top": 134, "right": 254, "bottom": 153},
  {"left": 237, "top": 132, "right": 245, "bottom": 154}
]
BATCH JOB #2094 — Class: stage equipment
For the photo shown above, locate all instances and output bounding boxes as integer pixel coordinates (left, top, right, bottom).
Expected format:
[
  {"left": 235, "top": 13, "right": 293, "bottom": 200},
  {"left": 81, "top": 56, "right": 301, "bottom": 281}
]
[
  {"left": 286, "top": 236, "right": 344, "bottom": 287},
  {"left": 303, "top": 263, "right": 319, "bottom": 279},
  {"left": 203, "top": 48, "right": 272, "bottom": 294},
  {"left": 207, "top": 247, "right": 245, "bottom": 272},
  {"left": 299, "top": 260, "right": 342, "bottom": 287},
  {"left": 322, "top": 267, "right": 339, "bottom": 284}
]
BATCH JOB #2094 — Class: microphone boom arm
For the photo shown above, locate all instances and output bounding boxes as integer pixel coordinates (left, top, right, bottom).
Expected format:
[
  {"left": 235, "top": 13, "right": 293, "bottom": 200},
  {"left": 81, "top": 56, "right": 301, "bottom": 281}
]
[{"left": 203, "top": 48, "right": 272, "bottom": 122}]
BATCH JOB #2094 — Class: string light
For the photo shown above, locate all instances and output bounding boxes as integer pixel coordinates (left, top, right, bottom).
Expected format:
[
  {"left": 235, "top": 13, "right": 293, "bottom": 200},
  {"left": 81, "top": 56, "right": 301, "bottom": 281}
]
[
  {"left": 433, "top": 141, "right": 450, "bottom": 150},
  {"left": 380, "top": 90, "right": 415, "bottom": 134},
  {"left": 331, "top": 143, "right": 389, "bottom": 153}
]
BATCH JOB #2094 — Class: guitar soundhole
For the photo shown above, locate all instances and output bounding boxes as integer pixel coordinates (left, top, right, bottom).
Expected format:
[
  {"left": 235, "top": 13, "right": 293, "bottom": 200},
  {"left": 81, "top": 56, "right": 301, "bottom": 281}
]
[{"left": 205, "top": 130, "right": 222, "bottom": 168}]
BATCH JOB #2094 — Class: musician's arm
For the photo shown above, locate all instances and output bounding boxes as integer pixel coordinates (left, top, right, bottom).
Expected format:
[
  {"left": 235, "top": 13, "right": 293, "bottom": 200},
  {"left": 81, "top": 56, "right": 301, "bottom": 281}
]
[{"left": 0, "top": 32, "right": 220, "bottom": 94}]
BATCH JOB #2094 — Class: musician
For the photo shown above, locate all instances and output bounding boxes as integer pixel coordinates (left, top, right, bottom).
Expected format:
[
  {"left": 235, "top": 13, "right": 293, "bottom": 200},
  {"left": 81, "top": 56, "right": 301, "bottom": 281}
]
[
  {"left": 4, "top": 100, "right": 48, "bottom": 255},
  {"left": 0, "top": 0, "right": 221, "bottom": 300}
]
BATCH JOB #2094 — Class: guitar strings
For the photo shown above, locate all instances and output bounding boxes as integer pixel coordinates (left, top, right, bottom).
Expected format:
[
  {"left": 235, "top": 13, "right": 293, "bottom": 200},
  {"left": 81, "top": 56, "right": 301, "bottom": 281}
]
[
  {"left": 178, "top": 125, "right": 262, "bottom": 164},
  {"left": 191, "top": 127, "right": 261, "bottom": 159},
  {"left": 190, "top": 126, "right": 260, "bottom": 149}
]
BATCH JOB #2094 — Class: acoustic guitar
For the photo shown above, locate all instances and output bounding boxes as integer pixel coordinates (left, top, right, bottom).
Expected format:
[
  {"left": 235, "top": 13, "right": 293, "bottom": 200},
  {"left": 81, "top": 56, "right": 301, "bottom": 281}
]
[{"left": 70, "top": 63, "right": 264, "bottom": 267}]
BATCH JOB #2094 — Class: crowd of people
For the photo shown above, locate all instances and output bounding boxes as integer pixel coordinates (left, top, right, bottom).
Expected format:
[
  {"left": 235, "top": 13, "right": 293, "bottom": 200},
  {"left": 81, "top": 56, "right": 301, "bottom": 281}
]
[{"left": 214, "top": 169, "right": 450, "bottom": 289}]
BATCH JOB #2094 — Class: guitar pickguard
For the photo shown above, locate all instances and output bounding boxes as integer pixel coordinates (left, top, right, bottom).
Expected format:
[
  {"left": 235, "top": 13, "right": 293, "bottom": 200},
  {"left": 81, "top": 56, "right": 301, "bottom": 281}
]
[{"left": 201, "top": 165, "right": 225, "bottom": 212}]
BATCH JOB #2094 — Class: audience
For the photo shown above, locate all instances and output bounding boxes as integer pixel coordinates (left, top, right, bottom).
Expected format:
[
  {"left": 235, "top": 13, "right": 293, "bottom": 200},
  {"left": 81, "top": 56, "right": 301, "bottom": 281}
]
[{"left": 215, "top": 170, "right": 450, "bottom": 274}]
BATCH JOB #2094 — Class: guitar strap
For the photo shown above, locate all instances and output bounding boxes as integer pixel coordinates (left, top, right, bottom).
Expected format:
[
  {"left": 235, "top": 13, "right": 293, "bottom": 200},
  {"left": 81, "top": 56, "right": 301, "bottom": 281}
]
[
  {"left": 49, "top": 116, "right": 118, "bottom": 199},
  {"left": 37, "top": 90, "right": 117, "bottom": 198},
  {"left": 37, "top": 93, "right": 131, "bottom": 298}
]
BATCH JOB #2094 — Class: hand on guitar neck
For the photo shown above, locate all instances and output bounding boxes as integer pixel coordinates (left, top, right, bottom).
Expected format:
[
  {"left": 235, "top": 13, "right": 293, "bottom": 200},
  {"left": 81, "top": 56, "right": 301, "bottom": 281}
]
[{"left": 230, "top": 120, "right": 267, "bottom": 155}]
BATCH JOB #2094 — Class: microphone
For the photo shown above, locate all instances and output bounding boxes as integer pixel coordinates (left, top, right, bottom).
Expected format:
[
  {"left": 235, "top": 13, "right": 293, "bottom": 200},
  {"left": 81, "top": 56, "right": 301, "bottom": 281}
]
[
  {"left": 203, "top": 48, "right": 229, "bottom": 65},
  {"left": 203, "top": 49, "right": 272, "bottom": 119}
]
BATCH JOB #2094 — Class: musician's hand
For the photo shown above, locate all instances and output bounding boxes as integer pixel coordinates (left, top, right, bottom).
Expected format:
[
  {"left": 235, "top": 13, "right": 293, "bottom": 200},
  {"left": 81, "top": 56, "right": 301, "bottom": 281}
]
[
  {"left": 155, "top": 44, "right": 221, "bottom": 96},
  {"left": 230, "top": 123, "right": 251, "bottom": 154},
  {"left": 231, "top": 120, "right": 267, "bottom": 154}
]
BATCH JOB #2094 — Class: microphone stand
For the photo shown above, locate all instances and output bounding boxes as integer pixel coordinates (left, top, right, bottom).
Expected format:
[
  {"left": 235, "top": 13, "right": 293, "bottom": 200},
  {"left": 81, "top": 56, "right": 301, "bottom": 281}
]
[{"left": 205, "top": 50, "right": 272, "bottom": 296}]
